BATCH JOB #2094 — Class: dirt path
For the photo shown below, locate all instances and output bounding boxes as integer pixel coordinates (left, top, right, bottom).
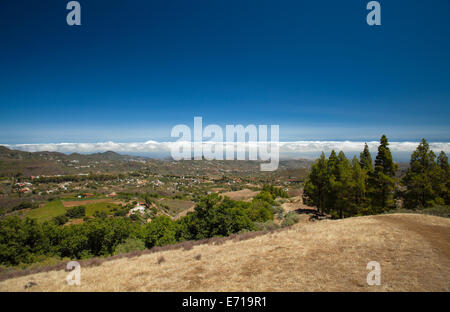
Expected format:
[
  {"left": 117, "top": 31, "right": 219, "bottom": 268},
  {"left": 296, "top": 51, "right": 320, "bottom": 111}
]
[{"left": 376, "top": 214, "right": 450, "bottom": 260}]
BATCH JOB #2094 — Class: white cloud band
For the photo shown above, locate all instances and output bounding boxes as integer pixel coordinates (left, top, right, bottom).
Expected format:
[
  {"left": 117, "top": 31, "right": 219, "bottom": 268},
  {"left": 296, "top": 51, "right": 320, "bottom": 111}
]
[{"left": 2, "top": 140, "right": 450, "bottom": 159}]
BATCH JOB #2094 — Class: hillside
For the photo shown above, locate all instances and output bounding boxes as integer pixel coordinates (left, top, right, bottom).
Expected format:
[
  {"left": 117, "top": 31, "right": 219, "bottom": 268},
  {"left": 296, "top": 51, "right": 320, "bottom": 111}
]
[
  {"left": 1, "top": 213, "right": 449, "bottom": 291},
  {"left": 0, "top": 146, "right": 147, "bottom": 176},
  {"left": 0, "top": 145, "right": 314, "bottom": 178}
]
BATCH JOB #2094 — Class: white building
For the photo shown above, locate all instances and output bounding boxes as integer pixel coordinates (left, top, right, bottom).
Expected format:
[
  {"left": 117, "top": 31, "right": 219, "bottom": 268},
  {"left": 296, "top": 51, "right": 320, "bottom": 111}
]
[{"left": 129, "top": 204, "right": 146, "bottom": 215}]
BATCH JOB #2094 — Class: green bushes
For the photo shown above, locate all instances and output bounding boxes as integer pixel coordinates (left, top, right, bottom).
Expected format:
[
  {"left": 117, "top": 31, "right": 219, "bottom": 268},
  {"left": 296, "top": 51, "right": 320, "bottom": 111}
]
[
  {"left": 0, "top": 217, "right": 49, "bottom": 265},
  {"left": 249, "top": 199, "right": 274, "bottom": 222},
  {"left": 52, "top": 215, "right": 69, "bottom": 225},
  {"left": 114, "top": 237, "right": 146, "bottom": 255},
  {"left": 176, "top": 194, "right": 255, "bottom": 240},
  {"left": 65, "top": 206, "right": 86, "bottom": 219},
  {"left": 262, "top": 184, "right": 289, "bottom": 198},
  {"left": 144, "top": 216, "right": 178, "bottom": 248},
  {"left": 12, "top": 201, "right": 38, "bottom": 211},
  {"left": 253, "top": 191, "right": 274, "bottom": 205},
  {"left": 0, "top": 216, "right": 139, "bottom": 266},
  {"left": 281, "top": 212, "right": 301, "bottom": 227}
]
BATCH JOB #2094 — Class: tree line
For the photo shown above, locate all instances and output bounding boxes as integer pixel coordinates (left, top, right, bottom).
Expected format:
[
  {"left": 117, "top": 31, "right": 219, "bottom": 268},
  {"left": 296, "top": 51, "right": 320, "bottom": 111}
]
[
  {"left": 303, "top": 135, "right": 449, "bottom": 218},
  {"left": 0, "top": 186, "right": 284, "bottom": 266}
]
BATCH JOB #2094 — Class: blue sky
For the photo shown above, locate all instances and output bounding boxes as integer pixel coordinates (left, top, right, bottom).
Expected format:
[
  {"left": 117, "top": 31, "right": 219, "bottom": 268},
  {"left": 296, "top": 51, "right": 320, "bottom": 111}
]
[{"left": 0, "top": 0, "right": 449, "bottom": 144}]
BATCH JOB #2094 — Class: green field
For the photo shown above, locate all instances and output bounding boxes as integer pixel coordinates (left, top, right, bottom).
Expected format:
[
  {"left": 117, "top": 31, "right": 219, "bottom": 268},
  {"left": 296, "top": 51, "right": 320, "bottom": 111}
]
[
  {"left": 158, "top": 198, "right": 195, "bottom": 215},
  {"left": 24, "top": 200, "right": 66, "bottom": 223},
  {"left": 84, "top": 202, "right": 122, "bottom": 216},
  {"left": 24, "top": 201, "right": 123, "bottom": 222},
  {"left": 60, "top": 196, "right": 106, "bottom": 201}
]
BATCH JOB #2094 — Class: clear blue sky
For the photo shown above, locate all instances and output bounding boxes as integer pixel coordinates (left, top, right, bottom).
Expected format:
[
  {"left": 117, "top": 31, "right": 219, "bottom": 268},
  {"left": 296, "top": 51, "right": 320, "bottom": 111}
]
[{"left": 0, "top": 0, "right": 449, "bottom": 144}]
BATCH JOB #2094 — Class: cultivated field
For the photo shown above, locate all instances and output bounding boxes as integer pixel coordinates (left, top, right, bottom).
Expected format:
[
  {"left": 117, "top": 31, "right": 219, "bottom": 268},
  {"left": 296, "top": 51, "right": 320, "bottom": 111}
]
[
  {"left": 23, "top": 199, "right": 124, "bottom": 222},
  {"left": 157, "top": 198, "right": 196, "bottom": 217},
  {"left": 1, "top": 213, "right": 449, "bottom": 292},
  {"left": 221, "top": 189, "right": 259, "bottom": 201},
  {"left": 23, "top": 200, "right": 66, "bottom": 223},
  {"left": 61, "top": 198, "right": 124, "bottom": 208}
]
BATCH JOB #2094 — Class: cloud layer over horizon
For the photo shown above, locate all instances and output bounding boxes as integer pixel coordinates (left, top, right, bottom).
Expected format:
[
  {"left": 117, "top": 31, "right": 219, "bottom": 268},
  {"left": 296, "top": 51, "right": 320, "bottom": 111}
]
[{"left": 2, "top": 141, "right": 450, "bottom": 161}]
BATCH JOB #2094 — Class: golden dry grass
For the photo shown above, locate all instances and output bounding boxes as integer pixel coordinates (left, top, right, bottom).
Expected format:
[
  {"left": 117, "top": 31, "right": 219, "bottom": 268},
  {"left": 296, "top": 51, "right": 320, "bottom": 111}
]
[{"left": 1, "top": 213, "right": 449, "bottom": 292}]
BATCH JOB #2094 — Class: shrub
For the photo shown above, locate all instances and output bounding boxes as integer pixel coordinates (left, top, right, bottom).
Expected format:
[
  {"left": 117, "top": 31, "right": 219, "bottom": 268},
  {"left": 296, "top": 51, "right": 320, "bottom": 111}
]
[
  {"left": 13, "top": 201, "right": 38, "bottom": 211},
  {"left": 253, "top": 191, "right": 274, "bottom": 205},
  {"left": 65, "top": 206, "right": 86, "bottom": 219},
  {"left": 281, "top": 212, "right": 301, "bottom": 227},
  {"left": 262, "top": 185, "right": 289, "bottom": 198},
  {"left": 113, "top": 238, "right": 146, "bottom": 255},
  {"left": 93, "top": 210, "right": 107, "bottom": 219},
  {"left": 157, "top": 256, "right": 165, "bottom": 264},
  {"left": 52, "top": 215, "right": 69, "bottom": 226}
]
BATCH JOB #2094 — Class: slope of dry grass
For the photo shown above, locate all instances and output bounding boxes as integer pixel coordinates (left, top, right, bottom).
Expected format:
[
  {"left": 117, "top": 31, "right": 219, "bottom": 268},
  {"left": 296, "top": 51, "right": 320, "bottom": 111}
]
[{"left": 1, "top": 213, "right": 449, "bottom": 292}]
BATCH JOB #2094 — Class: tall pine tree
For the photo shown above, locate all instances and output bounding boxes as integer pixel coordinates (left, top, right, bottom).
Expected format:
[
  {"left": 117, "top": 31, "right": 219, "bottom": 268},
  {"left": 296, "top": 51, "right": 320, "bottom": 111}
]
[
  {"left": 352, "top": 156, "right": 369, "bottom": 214},
  {"left": 436, "top": 151, "right": 449, "bottom": 205},
  {"left": 368, "top": 135, "right": 398, "bottom": 213},
  {"left": 359, "top": 143, "right": 373, "bottom": 172},
  {"left": 402, "top": 139, "right": 438, "bottom": 208},
  {"left": 303, "top": 152, "right": 329, "bottom": 213}
]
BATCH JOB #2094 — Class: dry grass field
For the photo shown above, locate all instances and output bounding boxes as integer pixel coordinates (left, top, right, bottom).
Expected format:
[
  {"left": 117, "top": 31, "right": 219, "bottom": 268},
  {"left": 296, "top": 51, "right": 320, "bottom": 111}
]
[
  {"left": 1, "top": 213, "right": 449, "bottom": 292},
  {"left": 221, "top": 189, "right": 259, "bottom": 201}
]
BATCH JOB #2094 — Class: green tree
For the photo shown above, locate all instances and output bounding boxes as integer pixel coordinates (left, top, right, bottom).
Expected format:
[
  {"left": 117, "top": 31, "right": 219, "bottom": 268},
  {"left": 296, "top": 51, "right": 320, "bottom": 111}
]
[
  {"left": 402, "top": 139, "right": 439, "bottom": 208},
  {"left": 303, "top": 152, "right": 329, "bottom": 214},
  {"left": 144, "top": 216, "right": 178, "bottom": 248},
  {"left": 65, "top": 205, "right": 86, "bottom": 219},
  {"left": 360, "top": 143, "right": 373, "bottom": 172},
  {"left": 351, "top": 156, "right": 369, "bottom": 214},
  {"left": 0, "top": 217, "right": 49, "bottom": 265},
  {"left": 368, "top": 135, "right": 398, "bottom": 213},
  {"left": 436, "top": 151, "right": 449, "bottom": 205},
  {"left": 330, "top": 151, "right": 354, "bottom": 218}
]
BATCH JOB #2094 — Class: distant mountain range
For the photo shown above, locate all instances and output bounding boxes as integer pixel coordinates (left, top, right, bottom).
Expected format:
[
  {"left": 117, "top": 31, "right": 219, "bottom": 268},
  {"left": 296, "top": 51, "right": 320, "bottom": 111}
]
[{"left": 0, "top": 146, "right": 145, "bottom": 162}]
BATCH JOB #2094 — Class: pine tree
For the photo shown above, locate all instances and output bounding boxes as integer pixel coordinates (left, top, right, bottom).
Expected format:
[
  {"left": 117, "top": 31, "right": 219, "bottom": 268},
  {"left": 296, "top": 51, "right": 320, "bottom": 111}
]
[
  {"left": 303, "top": 152, "right": 329, "bottom": 213},
  {"left": 437, "top": 151, "right": 449, "bottom": 171},
  {"left": 402, "top": 139, "right": 439, "bottom": 208},
  {"left": 368, "top": 135, "right": 398, "bottom": 213},
  {"left": 351, "top": 156, "right": 368, "bottom": 214},
  {"left": 331, "top": 151, "right": 354, "bottom": 218},
  {"left": 435, "top": 151, "right": 449, "bottom": 205},
  {"left": 359, "top": 143, "right": 373, "bottom": 172},
  {"left": 325, "top": 150, "right": 339, "bottom": 215},
  {"left": 432, "top": 151, "right": 450, "bottom": 205},
  {"left": 327, "top": 150, "right": 339, "bottom": 176}
]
